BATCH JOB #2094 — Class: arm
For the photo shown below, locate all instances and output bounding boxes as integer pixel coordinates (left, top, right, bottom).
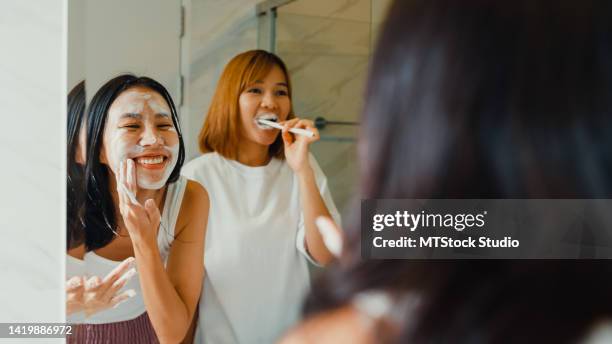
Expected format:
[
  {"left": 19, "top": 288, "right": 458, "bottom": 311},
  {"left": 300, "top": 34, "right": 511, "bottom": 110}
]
[
  {"left": 297, "top": 166, "right": 335, "bottom": 265},
  {"left": 180, "top": 305, "right": 199, "bottom": 343},
  {"left": 134, "top": 181, "right": 207, "bottom": 343},
  {"left": 282, "top": 118, "right": 339, "bottom": 266},
  {"left": 118, "top": 160, "right": 208, "bottom": 343}
]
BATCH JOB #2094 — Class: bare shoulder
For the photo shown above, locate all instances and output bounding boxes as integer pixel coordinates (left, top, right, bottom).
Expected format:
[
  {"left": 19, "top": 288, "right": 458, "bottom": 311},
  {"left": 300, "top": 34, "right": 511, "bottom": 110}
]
[
  {"left": 67, "top": 244, "right": 85, "bottom": 259},
  {"left": 183, "top": 179, "right": 209, "bottom": 207},
  {"left": 174, "top": 179, "right": 209, "bottom": 239},
  {"left": 279, "top": 306, "right": 376, "bottom": 344}
]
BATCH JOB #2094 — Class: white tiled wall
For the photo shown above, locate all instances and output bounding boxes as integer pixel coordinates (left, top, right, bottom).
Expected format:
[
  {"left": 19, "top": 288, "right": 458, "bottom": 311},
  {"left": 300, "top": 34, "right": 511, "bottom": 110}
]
[{"left": 0, "top": 0, "right": 65, "bottom": 335}]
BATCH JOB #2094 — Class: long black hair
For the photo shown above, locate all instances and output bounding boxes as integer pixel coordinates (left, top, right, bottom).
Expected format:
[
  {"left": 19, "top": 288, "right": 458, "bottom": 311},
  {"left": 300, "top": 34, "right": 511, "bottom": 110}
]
[
  {"left": 67, "top": 81, "right": 86, "bottom": 250},
  {"left": 306, "top": 1, "right": 612, "bottom": 342},
  {"left": 84, "top": 75, "right": 185, "bottom": 251}
]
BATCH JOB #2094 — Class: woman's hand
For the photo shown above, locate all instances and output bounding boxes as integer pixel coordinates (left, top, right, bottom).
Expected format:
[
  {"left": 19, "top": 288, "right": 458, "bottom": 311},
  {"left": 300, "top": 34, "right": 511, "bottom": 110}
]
[
  {"left": 116, "top": 159, "right": 161, "bottom": 247},
  {"left": 66, "top": 257, "right": 137, "bottom": 317},
  {"left": 82, "top": 257, "right": 137, "bottom": 316},
  {"left": 66, "top": 276, "right": 84, "bottom": 316},
  {"left": 280, "top": 118, "right": 320, "bottom": 175}
]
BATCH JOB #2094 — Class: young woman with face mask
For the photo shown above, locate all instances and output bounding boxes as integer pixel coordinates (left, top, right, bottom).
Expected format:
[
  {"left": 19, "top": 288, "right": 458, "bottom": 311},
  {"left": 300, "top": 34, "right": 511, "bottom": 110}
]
[
  {"left": 69, "top": 75, "right": 209, "bottom": 343},
  {"left": 181, "top": 50, "right": 342, "bottom": 343}
]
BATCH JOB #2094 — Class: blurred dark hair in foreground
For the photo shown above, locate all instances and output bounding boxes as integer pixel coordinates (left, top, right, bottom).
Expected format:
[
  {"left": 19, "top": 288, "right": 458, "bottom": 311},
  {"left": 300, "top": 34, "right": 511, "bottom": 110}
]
[{"left": 305, "top": 1, "right": 612, "bottom": 343}]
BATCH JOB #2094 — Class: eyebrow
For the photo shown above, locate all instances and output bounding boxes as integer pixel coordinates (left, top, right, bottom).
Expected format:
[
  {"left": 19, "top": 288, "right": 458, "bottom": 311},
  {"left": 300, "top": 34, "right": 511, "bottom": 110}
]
[
  {"left": 120, "top": 113, "right": 170, "bottom": 119},
  {"left": 253, "top": 80, "right": 289, "bottom": 87},
  {"left": 121, "top": 113, "right": 142, "bottom": 119}
]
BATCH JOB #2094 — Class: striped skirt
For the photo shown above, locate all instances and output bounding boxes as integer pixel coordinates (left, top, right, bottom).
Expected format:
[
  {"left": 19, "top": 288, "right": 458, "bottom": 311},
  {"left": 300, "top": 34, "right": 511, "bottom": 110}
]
[{"left": 67, "top": 312, "right": 159, "bottom": 343}]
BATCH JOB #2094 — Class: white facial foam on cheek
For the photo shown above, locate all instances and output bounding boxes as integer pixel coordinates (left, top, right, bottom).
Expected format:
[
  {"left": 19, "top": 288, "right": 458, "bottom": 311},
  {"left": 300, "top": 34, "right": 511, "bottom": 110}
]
[
  {"left": 108, "top": 134, "right": 145, "bottom": 175},
  {"left": 106, "top": 100, "right": 146, "bottom": 173},
  {"left": 136, "top": 143, "right": 180, "bottom": 190},
  {"left": 147, "top": 99, "right": 174, "bottom": 132}
]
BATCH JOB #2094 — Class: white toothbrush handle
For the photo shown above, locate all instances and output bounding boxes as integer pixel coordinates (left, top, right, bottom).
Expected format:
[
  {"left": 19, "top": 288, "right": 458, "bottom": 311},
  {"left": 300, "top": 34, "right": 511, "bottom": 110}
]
[
  {"left": 258, "top": 119, "right": 315, "bottom": 137},
  {"left": 288, "top": 127, "right": 315, "bottom": 138}
]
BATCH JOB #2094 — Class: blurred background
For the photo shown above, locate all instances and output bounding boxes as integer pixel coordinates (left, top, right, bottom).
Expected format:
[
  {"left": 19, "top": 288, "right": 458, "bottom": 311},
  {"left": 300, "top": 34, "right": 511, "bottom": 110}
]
[{"left": 68, "top": 0, "right": 394, "bottom": 214}]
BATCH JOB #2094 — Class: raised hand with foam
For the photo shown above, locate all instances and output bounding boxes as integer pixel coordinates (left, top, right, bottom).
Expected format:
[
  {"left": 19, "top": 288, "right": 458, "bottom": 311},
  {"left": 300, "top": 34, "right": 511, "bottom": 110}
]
[{"left": 116, "top": 159, "right": 161, "bottom": 247}]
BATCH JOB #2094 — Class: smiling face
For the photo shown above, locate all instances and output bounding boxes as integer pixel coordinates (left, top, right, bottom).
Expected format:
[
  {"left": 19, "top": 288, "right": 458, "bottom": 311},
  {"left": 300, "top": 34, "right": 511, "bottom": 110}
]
[
  {"left": 238, "top": 65, "right": 292, "bottom": 147},
  {"left": 101, "top": 86, "right": 179, "bottom": 190}
]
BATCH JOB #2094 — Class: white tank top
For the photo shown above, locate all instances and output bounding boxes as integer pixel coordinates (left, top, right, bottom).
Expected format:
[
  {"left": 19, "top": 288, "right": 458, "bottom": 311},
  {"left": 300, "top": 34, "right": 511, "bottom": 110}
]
[{"left": 80, "top": 176, "right": 187, "bottom": 324}]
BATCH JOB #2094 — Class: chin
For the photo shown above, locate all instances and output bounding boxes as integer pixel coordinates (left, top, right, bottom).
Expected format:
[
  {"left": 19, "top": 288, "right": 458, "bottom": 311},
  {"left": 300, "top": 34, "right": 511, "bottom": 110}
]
[
  {"left": 137, "top": 179, "right": 167, "bottom": 190},
  {"left": 136, "top": 171, "right": 169, "bottom": 190},
  {"left": 255, "top": 132, "right": 279, "bottom": 147}
]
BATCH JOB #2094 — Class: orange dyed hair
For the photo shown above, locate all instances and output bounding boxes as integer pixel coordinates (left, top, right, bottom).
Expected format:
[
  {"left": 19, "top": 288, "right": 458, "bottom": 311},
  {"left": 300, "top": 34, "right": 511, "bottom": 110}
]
[{"left": 198, "top": 49, "right": 294, "bottom": 160}]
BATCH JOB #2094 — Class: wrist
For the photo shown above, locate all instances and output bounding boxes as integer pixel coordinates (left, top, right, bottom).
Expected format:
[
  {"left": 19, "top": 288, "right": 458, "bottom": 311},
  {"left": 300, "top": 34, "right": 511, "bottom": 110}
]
[
  {"left": 132, "top": 236, "right": 160, "bottom": 257},
  {"left": 295, "top": 165, "right": 314, "bottom": 179}
]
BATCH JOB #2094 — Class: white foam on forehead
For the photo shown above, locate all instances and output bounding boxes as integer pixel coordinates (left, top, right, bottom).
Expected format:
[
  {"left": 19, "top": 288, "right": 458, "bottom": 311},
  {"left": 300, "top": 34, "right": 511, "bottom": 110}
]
[
  {"left": 121, "top": 101, "right": 144, "bottom": 115},
  {"left": 147, "top": 98, "right": 170, "bottom": 116},
  {"left": 128, "top": 89, "right": 171, "bottom": 115},
  {"left": 127, "top": 90, "right": 151, "bottom": 100}
]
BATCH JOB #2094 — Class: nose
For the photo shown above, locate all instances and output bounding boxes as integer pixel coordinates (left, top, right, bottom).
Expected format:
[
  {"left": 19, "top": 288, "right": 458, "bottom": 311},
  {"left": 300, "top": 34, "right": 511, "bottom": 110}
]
[
  {"left": 140, "top": 124, "right": 164, "bottom": 146},
  {"left": 260, "top": 91, "right": 278, "bottom": 110}
]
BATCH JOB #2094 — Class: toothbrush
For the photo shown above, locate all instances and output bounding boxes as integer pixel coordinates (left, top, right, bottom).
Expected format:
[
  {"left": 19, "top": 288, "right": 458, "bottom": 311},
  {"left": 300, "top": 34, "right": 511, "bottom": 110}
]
[{"left": 257, "top": 119, "right": 315, "bottom": 138}]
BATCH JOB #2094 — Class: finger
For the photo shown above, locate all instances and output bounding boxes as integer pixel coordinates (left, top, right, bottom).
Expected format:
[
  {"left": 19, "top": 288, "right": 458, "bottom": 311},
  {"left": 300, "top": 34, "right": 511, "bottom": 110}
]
[
  {"left": 294, "top": 119, "right": 318, "bottom": 135},
  {"left": 294, "top": 119, "right": 314, "bottom": 129},
  {"left": 116, "top": 160, "right": 124, "bottom": 196},
  {"left": 116, "top": 161, "right": 129, "bottom": 213},
  {"left": 113, "top": 267, "right": 138, "bottom": 288},
  {"left": 127, "top": 159, "right": 138, "bottom": 196},
  {"left": 315, "top": 216, "right": 343, "bottom": 258},
  {"left": 119, "top": 181, "right": 139, "bottom": 205},
  {"left": 84, "top": 276, "right": 102, "bottom": 291},
  {"left": 66, "top": 276, "right": 83, "bottom": 291},
  {"left": 144, "top": 199, "right": 161, "bottom": 227},
  {"left": 308, "top": 126, "right": 320, "bottom": 141},
  {"left": 111, "top": 289, "right": 137, "bottom": 309},
  {"left": 66, "top": 285, "right": 84, "bottom": 303},
  {"left": 97, "top": 257, "right": 135, "bottom": 302},
  {"left": 282, "top": 128, "right": 293, "bottom": 146},
  {"left": 106, "top": 268, "right": 137, "bottom": 299},
  {"left": 119, "top": 159, "right": 126, "bottom": 187},
  {"left": 101, "top": 257, "right": 135, "bottom": 284},
  {"left": 114, "top": 160, "right": 123, "bottom": 186}
]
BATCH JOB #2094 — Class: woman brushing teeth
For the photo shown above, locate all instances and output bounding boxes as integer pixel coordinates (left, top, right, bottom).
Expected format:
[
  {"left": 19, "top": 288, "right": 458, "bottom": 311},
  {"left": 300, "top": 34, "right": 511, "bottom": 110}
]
[{"left": 181, "top": 49, "right": 342, "bottom": 343}]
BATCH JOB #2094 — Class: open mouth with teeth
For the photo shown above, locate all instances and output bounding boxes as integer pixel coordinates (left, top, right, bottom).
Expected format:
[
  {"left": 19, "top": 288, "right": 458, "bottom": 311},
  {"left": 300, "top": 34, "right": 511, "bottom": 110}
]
[
  {"left": 134, "top": 155, "right": 168, "bottom": 170},
  {"left": 255, "top": 113, "right": 279, "bottom": 129}
]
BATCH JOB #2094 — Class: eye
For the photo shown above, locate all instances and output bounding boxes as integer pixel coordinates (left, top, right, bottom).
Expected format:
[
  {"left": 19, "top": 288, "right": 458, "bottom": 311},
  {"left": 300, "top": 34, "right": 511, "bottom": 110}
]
[
  {"left": 247, "top": 87, "right": 262, "bottom": 94},
  {"left": 158, "top": 123, "right": 173, "bottom": 130},
  {"left": 121, "top": 124, "right": 140, "bottom": 130},
  {"left": 275, "top": 89, "right": 288, "bottom": 96}
]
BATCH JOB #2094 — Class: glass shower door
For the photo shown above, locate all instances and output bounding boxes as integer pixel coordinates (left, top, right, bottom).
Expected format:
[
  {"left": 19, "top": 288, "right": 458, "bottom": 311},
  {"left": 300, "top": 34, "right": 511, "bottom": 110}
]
[{"left": 257, "top": 0, "right": 373, "bottom": 212}]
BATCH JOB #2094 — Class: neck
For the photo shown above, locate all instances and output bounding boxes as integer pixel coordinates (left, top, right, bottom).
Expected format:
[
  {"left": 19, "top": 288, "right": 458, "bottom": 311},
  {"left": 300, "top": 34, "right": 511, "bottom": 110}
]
[
  {"left": 135, "top": 187, "right": 165, "bottom": 204},
  {"left": 236, "top": 139, "right": 271, "bottom": 167}
]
